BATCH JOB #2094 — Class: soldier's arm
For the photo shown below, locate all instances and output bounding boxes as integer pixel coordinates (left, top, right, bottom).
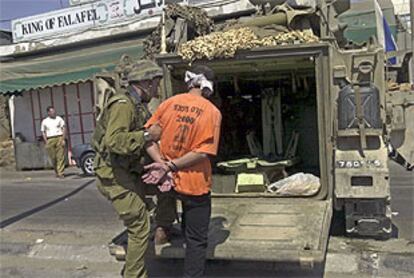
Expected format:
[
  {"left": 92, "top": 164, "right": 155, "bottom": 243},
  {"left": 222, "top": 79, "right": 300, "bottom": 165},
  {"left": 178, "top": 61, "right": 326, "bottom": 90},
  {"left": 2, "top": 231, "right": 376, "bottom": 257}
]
[{"left": 103, "top": 102, "right": 146, "bottom": 155}]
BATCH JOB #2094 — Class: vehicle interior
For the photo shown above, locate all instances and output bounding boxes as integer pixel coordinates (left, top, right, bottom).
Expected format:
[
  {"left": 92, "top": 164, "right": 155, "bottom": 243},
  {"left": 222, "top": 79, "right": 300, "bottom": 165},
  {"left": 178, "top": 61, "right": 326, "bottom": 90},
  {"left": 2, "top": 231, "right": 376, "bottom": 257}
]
[
  {"left": 166, "top": 55, "right": 323, "bottom": 197},
  {"left": 148, "top": 49, "right": 335, "bottom": 262}
]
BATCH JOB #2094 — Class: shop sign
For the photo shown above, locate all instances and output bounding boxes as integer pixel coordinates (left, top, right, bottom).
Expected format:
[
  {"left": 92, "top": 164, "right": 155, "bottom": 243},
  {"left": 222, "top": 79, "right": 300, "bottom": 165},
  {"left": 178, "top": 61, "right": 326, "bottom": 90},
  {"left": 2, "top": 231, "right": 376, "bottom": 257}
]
[
  {"left": 12, "top": 0, "right": 165, "bottom": 42},
  {"left": 69, "top": 0, "right": 97, "bottom": 5},
  {"left": 69, "top": 0, "right": 190, "bottom": 6}
]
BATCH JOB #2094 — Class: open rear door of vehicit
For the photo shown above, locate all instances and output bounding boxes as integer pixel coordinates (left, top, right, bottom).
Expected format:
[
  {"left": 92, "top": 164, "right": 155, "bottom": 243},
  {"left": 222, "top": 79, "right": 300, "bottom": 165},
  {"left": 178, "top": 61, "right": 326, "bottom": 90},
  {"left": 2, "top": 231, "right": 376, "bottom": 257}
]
[
  {"left": 154, "top": 197, "right": 332, "bottom": 266},
  {"left": 387, "top": 90, "right": 414, "bottom": 168}
]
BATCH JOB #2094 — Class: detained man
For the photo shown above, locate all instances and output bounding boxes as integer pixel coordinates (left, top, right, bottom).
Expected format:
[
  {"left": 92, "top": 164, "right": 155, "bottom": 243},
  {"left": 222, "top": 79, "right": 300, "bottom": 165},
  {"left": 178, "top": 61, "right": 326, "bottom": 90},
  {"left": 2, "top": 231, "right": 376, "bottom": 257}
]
[{"left": 144, "top": 65, "right": 222, "bottom": 277}]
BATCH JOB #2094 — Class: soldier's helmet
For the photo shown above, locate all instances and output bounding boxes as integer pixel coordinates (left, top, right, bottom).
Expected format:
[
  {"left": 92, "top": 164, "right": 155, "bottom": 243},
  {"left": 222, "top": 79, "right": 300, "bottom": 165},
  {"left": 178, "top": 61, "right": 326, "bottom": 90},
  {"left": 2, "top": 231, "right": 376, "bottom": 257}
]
[{"left": 127, "top": 60, "right": 163, "bottom": 83}]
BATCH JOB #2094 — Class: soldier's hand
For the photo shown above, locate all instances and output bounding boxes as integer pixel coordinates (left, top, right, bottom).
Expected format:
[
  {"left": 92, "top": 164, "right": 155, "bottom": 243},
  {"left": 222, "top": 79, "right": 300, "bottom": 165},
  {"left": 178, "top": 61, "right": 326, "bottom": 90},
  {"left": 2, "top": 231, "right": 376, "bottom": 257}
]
[
  {"left": 142, "top": 162, "right": 169, "bottom": 184},
  {"left": 59, "top": 139, "right": 65, "bottom": 147}
]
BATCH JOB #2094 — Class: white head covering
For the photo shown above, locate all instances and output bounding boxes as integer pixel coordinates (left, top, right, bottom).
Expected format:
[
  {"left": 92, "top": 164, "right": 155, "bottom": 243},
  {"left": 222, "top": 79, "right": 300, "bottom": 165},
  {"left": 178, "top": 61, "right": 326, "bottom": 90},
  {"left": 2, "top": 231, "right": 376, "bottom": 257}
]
[{"left": 184, "top": 70, "right": 214, "bottom": 93}]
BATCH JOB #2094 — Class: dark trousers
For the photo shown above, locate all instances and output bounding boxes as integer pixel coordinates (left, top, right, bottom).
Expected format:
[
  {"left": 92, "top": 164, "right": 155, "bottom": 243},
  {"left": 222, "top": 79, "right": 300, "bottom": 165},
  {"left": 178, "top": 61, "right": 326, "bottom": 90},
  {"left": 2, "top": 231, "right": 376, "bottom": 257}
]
[
  {"left": 178, "top": 192, "right": 211, "bottom": 278},
  {"left": 155, "top": 191, "right": 177, "bottom": 228}
]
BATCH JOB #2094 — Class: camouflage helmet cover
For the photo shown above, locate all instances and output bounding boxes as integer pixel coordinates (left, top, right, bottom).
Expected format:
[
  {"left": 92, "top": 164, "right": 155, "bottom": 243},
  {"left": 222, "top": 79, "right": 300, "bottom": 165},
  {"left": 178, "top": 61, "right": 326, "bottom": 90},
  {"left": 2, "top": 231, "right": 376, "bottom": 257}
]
[{"left": 127, "top": 59, "right": 163, "bottom": 83}]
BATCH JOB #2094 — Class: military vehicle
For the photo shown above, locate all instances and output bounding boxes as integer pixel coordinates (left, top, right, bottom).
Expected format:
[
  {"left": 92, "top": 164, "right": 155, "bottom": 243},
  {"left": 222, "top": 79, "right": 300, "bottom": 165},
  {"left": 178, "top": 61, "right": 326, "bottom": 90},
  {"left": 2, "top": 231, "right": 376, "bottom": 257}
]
[
  {"left": 154, "top": 45, "right": 389, "bottom": 268},
  {"left": 102, "top": 0, "right": 413, "bottom": 268}
]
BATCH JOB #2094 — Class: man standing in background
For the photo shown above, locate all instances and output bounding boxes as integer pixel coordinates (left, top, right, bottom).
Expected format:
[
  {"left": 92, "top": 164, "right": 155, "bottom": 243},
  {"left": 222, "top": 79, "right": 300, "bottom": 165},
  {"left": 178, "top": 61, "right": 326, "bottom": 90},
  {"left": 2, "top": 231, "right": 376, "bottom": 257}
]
[{"left": 41, "top": 106, "right": 66, "bottom": 178}]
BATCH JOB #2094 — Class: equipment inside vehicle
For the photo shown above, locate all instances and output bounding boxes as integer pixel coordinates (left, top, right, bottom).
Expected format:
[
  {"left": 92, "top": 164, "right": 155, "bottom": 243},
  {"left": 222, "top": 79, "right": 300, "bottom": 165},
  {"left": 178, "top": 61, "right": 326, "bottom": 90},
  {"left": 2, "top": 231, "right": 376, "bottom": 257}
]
[{"left": 168, "top": 56, "right": 320, "bottom": 196}]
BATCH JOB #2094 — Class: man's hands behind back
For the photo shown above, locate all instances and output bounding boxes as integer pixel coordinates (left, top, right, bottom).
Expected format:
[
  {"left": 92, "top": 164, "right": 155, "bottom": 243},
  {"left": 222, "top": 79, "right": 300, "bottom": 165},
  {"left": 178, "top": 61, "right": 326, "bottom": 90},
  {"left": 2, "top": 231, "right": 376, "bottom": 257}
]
[{"left": 143, "top": 162, "right": 175, "bottom": 192}]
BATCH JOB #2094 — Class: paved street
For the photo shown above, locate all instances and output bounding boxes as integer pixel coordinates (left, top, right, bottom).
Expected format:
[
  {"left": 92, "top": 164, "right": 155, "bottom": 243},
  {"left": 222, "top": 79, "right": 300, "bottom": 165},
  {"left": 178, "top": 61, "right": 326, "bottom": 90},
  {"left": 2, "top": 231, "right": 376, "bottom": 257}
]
[
  {"left": 389, "top": 161, "right": 414, "bottom": 241},
  {"left": 0, "top": 161, "right": 413, "bottom": 277}
]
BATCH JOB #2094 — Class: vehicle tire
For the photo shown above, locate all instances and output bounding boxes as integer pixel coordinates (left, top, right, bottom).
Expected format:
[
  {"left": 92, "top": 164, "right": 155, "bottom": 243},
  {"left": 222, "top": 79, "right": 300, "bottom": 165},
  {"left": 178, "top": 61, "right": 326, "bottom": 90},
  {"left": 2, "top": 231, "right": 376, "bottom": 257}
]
[
  {"left": 81, "top": 152, "right": 95, "bottom": 176},
  {"left": 330, "top": 208, "right": 346, "bottom": 236}
]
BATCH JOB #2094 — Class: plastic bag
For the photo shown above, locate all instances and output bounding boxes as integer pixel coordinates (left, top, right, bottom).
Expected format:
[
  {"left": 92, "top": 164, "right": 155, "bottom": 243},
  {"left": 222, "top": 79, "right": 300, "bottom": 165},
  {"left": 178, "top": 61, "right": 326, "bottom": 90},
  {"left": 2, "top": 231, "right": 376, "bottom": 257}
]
[{"left": 267, "top": 172, "right": 320, "bottom": 196}]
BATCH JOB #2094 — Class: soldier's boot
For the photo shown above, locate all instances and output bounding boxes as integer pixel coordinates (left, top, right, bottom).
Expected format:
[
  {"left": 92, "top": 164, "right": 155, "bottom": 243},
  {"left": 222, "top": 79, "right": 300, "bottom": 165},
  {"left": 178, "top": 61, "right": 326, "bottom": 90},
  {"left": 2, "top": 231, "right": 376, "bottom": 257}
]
[{"left": 108, "top": 243, "right": 127, "bottom": 261}]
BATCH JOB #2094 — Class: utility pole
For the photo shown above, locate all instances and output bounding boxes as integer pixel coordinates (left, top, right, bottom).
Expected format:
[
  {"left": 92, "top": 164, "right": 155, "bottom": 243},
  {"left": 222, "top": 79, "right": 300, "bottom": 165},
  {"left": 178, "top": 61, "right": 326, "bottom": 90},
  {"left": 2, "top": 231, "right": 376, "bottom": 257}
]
[
  {"left": 160, "top": 0, "right": 167, "bottom": 54},
  {"left": 411, "top": 0, "right": 414, "bottom": 40},
  {"left": 411, "top": 0, "right": 414, "bottom": 82}
]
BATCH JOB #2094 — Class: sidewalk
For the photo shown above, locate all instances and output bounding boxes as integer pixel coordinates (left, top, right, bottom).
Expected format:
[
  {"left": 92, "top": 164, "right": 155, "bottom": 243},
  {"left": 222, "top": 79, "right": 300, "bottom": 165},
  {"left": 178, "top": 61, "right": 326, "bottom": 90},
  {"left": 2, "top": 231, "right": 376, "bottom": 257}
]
[
  {"left": 325, "top": 237, "right": 414, "bottom": 277},
  {"left": 2, "top": 232, "right": 414, "bottom": 278},
  {"left": 0, "top": 166, "right": 85, "bottom": 182},
  {"left": 1, "top": 163, "right": 413, "bottom": 277}
]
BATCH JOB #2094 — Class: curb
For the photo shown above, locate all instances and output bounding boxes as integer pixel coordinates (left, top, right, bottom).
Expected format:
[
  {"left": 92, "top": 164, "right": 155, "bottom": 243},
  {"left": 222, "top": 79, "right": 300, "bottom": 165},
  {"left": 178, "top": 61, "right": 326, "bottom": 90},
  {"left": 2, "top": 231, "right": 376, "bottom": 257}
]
[{"left": 325, "top": 250, "right": 414, "bottom": 277}]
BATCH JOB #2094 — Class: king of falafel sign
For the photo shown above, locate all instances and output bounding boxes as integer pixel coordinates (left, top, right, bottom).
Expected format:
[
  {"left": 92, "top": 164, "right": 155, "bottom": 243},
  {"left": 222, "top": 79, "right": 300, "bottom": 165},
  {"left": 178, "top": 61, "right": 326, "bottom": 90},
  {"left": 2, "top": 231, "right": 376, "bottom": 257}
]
[{"left": 11, "top": 0, "right": 165, "bottom": 43}]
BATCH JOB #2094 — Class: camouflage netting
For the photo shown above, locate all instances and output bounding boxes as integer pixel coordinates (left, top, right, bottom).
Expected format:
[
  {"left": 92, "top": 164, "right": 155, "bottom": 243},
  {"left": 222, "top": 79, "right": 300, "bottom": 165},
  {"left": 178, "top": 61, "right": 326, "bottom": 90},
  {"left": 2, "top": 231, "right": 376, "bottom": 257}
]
[
  {"left": 178, "top": 27, "right": 319, "bottom": 62},
  {"left": 143, "top": 4, "right": 214, "bottom": 59}
]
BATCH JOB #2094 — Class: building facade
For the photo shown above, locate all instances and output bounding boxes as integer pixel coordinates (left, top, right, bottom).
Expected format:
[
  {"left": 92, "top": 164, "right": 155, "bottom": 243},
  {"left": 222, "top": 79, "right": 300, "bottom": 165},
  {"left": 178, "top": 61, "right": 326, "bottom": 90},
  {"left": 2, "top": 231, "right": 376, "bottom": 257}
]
[{"left": 0, "top": 0, "right": 255, "bottom": 169}]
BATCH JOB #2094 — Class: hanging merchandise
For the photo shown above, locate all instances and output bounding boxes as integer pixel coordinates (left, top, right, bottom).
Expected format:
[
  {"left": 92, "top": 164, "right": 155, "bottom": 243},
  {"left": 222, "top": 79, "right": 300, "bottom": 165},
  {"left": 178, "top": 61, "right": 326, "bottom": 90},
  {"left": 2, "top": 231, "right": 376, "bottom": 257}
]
[
  {"left": 291, "top": 71, "right": 297, "bottom": 93},
  {"left": 246, "top": 131, "right": 263, "bottom": 157},
  {"left": 262, "top": 88, "right": 283, "bottom": 160}
]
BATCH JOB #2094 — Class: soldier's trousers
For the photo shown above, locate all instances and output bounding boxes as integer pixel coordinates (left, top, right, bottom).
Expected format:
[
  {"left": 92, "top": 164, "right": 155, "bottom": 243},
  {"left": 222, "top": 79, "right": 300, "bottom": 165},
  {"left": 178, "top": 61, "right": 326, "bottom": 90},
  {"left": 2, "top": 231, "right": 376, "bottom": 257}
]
[
  {"left": 45, "top": 136, "right": 65, "bottom": 176},
  {"left": 97, "top": 180, "right": 149, "bottom": 278}
]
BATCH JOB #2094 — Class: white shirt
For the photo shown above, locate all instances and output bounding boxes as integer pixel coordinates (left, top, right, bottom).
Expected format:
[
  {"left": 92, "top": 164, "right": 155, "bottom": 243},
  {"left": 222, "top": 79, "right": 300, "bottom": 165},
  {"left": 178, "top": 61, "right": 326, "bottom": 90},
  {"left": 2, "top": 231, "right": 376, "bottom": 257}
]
[{"left": 41, "top": 116, "right": 65, "bottom": 138}]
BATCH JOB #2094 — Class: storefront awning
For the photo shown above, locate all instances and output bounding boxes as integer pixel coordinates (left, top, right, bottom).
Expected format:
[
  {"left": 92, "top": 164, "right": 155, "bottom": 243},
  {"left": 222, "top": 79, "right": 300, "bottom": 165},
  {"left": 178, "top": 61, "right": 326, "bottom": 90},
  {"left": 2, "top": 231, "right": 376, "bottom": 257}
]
[{"left": 0, "top": 38, "right": 144, "bottom": 94}]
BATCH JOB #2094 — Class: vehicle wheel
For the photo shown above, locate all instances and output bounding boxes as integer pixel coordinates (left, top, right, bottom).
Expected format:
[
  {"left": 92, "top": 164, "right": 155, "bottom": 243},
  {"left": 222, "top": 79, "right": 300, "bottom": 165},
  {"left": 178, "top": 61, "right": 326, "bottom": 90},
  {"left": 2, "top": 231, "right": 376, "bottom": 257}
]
[
  {"left": 330, "top": 208, "right": 346, "bottom": 236},
  {"left": 81, "top": 152, "right": 95, "bottom": 176}
]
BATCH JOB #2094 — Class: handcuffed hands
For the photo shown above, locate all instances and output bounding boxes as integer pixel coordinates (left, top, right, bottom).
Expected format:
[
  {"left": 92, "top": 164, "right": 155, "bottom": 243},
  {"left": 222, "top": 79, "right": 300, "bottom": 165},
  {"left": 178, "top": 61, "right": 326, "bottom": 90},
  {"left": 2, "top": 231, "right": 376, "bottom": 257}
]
[
  {"left": 142, "top": 162, "right": 169, "bottom": 184},
  {"left": 142, "top": 162, "right": 175, "bottom": 192},
  {"left": 157, "top": 172, "right": 175, "bottom": 192}
]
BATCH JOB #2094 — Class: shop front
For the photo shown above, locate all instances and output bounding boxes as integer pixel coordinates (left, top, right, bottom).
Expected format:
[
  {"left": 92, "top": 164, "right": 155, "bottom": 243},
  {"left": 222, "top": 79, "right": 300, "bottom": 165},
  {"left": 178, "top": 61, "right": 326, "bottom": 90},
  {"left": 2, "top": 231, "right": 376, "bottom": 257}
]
[
  {"left": 0, "top": 37, "right": 145, "bottom": 169},
  {"left": 0, "top": 0, "right": 255, "bottom": 169}
]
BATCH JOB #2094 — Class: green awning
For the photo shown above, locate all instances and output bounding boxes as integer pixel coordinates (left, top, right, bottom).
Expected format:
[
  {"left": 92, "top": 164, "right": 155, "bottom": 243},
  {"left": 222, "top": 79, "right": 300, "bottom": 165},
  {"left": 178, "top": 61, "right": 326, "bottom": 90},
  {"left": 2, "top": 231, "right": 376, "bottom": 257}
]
[{"left": 0, "top": 38, "right": 144, "bottom": 94}]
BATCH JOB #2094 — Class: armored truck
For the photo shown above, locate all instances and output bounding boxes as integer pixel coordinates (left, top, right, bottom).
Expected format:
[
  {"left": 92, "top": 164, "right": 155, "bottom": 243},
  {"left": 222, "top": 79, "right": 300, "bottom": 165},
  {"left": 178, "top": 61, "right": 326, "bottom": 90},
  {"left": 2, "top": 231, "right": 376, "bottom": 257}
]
[
  {"left": 152, "top": 37, "right": 393, "bottom": 265},
  {"left": 101, "top": 0, "right": 414, "bottom": 268}
]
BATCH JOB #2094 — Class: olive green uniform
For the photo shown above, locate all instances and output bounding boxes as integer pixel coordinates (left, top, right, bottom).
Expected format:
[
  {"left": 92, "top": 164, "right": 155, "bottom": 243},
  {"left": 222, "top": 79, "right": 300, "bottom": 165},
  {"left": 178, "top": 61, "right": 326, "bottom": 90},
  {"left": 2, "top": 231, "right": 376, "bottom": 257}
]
[
  {"left": 45, "top": 136, "right": 65, "bottom": 176},
  {"left": 93, "top": 92, "right": 151, "bottom": 278}
]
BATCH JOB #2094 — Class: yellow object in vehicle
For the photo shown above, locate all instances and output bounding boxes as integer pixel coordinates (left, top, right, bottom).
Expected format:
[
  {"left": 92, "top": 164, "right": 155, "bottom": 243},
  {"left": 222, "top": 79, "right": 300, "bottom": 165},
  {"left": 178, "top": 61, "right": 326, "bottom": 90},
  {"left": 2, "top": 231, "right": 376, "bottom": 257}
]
[{"left": 236, "top": 173, "right": 266, "bottom": 193}]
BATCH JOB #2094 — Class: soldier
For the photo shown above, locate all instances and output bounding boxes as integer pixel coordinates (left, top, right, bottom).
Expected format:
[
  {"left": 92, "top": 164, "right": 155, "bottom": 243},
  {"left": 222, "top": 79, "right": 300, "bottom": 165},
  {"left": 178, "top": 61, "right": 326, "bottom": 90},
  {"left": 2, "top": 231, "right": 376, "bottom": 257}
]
[
  {"left": 92, "top": 60, "right": 165, "bottom": 278},
  {"left": 41, "top": 106, "right": 66, "bottom": 178}
]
